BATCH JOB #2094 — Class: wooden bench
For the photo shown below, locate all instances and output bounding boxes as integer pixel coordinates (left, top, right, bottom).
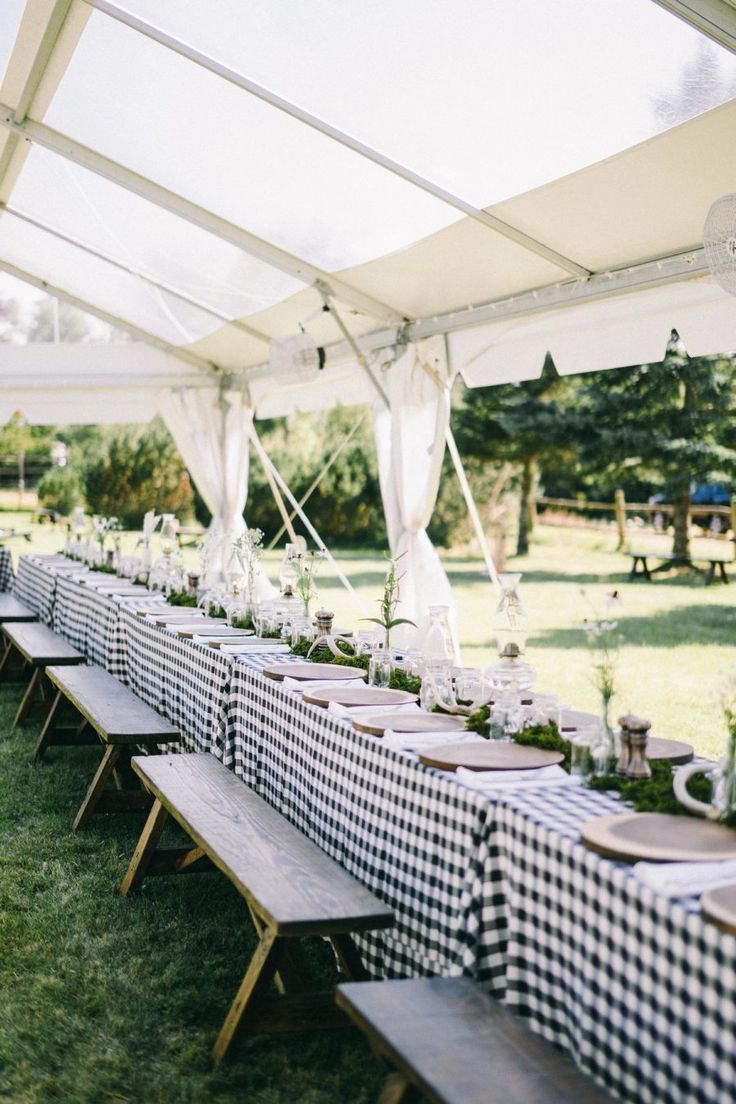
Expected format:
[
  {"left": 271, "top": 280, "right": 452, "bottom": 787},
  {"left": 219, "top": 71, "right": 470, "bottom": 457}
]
[
  {"left": 0, "top": 622, "right": 84, "bottom": 728},
  {"left": 122, "top": 752, "right": 394, "bottom": 1064},
  {"left": 0, "top": 594, "right": 37, "bottom": 623},
  {"left": 628, "top": 550, "right": 729, "bottom": 584},
  {"left": 36, "top": 665, "right": 180, "bottom": 830},
  {"left": 337, "top": 978, "right": 615, "bottom": 1104}
]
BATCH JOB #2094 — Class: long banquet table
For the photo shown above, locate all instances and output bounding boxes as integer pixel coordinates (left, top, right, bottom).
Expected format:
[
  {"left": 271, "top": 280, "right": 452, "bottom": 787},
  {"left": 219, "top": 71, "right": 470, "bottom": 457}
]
[{"left": 10, "top": 553, "right": 736, "bottom": 1104}]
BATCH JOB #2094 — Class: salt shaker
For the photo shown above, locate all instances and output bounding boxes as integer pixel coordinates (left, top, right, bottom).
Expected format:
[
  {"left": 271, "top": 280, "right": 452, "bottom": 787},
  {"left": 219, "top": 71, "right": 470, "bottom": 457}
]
[{"left": 619, "top": 715, "right": 652, "bottom": 779}]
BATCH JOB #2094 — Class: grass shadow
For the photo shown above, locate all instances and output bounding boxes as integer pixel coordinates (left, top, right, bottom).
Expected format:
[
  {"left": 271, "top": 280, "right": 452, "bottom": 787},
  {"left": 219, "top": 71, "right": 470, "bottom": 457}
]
[{"left": 529, "top": 604, "right": 736, "bottom": 650}]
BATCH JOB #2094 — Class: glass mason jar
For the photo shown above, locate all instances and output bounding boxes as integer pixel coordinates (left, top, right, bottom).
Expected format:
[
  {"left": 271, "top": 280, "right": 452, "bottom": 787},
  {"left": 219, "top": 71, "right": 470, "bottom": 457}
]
[
  {"left": 494, "top": 573, "right": 528, "bottom": 656},
  {"left": 420, "top": 658, "right": 453, "bottom": 711},
  {"left": 424, "top": 606, "right": 453, "bottom": 663},
  {"left": 279, "top": 543, "right": 300, "bottom": 594},
  {"left": 368, "top": 643, "right": 392, "bottom": 688}
]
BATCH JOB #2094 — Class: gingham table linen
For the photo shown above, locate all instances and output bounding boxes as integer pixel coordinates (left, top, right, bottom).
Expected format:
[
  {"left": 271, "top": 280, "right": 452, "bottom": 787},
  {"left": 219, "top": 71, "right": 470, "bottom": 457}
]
[
  {"left": 0, "top": 547, "right": 14, "bottom": 592},
  {"left": 119, "top": 609, "right": 232, "bottom": 752},
  {"left": 13, "top": 554, "right": 72, "bottom": 623},
  {"left": 52, "top": 573, "right": 162, "bottom": 679}
]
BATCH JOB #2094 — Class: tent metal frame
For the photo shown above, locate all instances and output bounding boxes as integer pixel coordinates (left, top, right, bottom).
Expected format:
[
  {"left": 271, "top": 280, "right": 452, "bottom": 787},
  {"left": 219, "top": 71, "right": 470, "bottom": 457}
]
[{"left": 652, "top": 0, "right": 736, "bottom": 52}]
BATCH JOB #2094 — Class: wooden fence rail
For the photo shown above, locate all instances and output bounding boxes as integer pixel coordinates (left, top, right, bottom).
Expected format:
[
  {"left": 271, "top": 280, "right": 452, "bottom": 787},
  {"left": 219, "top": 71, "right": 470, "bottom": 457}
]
[{"left": 535, "top": 492, "right": 736, "bottom": 549}]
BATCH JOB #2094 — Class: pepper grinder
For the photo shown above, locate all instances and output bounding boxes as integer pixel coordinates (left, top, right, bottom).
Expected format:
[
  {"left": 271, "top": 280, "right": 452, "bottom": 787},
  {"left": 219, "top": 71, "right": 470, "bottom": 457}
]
[
  {"left": 615, "top": 715, "right": 632, "bottom": 775},
  {"left": 619, "top": 715, "right": 652, "bottom": 779}
]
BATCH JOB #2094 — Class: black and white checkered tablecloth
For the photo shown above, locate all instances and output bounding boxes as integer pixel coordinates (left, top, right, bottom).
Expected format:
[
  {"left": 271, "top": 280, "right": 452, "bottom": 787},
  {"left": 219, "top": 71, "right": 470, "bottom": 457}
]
[
  {"left": 224, "top": 658, "right": 736, "bottom": 1104},
  {"left": 120, "top": 610, "right": 232, "bottom": 752},
  {"left": 224, "top": 659, "right": 498, "bottom": 981},
  {"left": 52, "top": 575, "right": 161, "bottom": 679},
  {"left": 13, "top": 554, "right": 68, "bottom": 623},
  {"left": 0, "top": 548, "right": 14, "bottom": 592},
  {"left": 490, "top": 787, "right": 736, "bottom": 1104}
]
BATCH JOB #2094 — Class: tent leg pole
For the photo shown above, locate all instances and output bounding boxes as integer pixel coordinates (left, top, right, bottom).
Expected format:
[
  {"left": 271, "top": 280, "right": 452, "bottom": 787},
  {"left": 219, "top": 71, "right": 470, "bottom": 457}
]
[
  {"left": 318, "top": 284, "right": 391, "bottom": 410},
  {"left": 249, "top": 427, "right": 300, "bottom": 545},
  {"left": 255, "top": 446, "right": 369, "bottom": 617},
  {"left": 266, "top": 413, "right": 368, "bottom": 551},
  {"left": 445, "top": 426, "right": 500, "bottom": 590}
]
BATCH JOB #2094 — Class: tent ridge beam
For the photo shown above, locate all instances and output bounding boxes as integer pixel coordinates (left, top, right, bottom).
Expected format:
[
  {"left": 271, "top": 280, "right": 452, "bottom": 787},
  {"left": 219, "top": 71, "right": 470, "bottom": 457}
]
[
  {"left": 13, "top": 0, "right": 77, "bottom": 125},
  {"left": 0, "top": 0, "right": 78, "bottom": 200},
  {"left": 406, "top": 248, "right": 710, "bottom": 339},
  {"left": 0, "top": 107, "right": 405, "bottom": 327},
  {"left": 0, "top": 256, "right": 218, "bottom": 373},
  {"left": 242, "top": 248, "right": 711, "bottom": 376},
  {"left": 1, "top": 203, "right": 271, "bottom": 346},
  {"left": 82, "top": 0, "right": 589, "bottom": 279},
  {"left": 650, "top": 0, "right": 736, "bottom": 53}
]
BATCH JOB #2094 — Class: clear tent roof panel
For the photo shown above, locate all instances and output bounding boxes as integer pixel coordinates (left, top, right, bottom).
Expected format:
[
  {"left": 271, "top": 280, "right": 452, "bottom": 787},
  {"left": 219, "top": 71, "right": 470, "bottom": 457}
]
[
  {"left": 43, "top": 9, "right": 461, "bottom": 273},
  {"left": 10, "top": 145, "right": 305, "bottom": 323},
  {"left": 0, "top": 210, "right": 230, "bottom": 345},
  {"left": 99, "top": 0, "right": 736, "bottom": 208}
]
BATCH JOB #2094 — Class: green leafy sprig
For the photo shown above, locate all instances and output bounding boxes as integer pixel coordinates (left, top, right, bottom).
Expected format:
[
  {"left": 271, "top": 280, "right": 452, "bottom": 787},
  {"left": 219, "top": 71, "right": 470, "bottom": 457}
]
[{"left": 362, "top": 554, "right": 416, "bottom": 648}]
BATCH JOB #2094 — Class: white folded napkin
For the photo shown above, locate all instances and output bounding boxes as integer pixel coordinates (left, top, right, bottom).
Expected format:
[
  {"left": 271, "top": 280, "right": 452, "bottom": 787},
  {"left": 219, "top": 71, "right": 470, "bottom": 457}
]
[
  {"left": 633, "top": 859, "right": 736, "bottom": 898},
  {"left": 455, "top": 764, "right": 578, "bottom": 792},
  {"left": 383, "top": 730, "right": 477, "bottom": 752},
  {"left": 191, "top": 633, "right": 255, "bottom": 645},
  {"left": 223, "top": 643, "right": 290, "bottom": 655},
  {"left": 281, "top": 677, "right": 364, "bottom": 693},
  {"left": 326, "top": 700, "right": 422, "bottom": 719}
]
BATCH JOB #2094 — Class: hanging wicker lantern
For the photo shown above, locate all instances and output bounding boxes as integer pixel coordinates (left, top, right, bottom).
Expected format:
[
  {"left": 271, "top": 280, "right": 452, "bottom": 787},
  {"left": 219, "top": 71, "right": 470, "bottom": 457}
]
[{"left": 703, "top": 193, "right": 736, "bottom": 296}]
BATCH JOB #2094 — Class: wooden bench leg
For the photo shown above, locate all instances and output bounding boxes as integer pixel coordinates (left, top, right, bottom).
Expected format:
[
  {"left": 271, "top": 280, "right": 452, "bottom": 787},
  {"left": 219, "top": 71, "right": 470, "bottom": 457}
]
[
  {"left": 0, "top": 638, "right": 24, "bottom": 682},
  {"left": 34, "top": 689, "right": 63, "bottom": 759},
  {"left": 120, "top": 799, "right": 169, "bottom": 896},
  {"left": 378, "top": 1072, "right": 421, "bottom": 1104},
  {"left": 14, "top": 667, "right": 44, "bottom": 728},
  {"left": 331, "top": 933, "right": 371, "bottom": 981},
  {"left": 72, "top": 744, "right": 122, "bottom": 831},
  {"left": 212, "top": 926, "right": 284, "bottom": 1065}
]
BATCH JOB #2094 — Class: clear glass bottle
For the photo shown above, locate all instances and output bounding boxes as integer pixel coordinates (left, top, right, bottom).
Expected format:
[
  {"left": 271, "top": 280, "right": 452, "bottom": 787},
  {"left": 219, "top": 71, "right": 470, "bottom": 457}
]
[
  {"left": 424, "top": 606, "right": 453, "bottom": 663},
  {"left": 494, "top": 573, "right": 528, "bottom": 656}
]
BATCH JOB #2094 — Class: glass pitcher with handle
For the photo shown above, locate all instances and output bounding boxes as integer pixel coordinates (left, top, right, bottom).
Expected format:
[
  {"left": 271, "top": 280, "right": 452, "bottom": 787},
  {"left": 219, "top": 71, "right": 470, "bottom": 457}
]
[{"left": 673, "top": 735, "right": 736, "bottom": 820}]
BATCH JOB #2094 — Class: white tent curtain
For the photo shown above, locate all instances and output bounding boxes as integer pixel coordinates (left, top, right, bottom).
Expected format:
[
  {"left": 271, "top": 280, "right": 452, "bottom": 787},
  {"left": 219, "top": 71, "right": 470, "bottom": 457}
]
[
  {"left": 373, "top": 337, "right": 460, "bottom": 658},
  {"left": 159, "top": 382, "right": 273, "bottom": 594}
]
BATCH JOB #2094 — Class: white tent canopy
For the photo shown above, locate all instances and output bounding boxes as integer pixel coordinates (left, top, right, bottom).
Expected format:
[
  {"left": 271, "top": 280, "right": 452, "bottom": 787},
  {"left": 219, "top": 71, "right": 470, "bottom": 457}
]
[{"left": 2, "top": 0, "right": 736, "bottom": 639}]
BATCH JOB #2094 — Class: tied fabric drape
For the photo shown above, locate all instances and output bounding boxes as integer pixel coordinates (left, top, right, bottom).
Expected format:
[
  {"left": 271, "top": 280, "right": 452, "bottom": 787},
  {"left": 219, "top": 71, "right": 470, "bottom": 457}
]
[
  {"left": 159, "top": 384, "right": 273, "bottom": 593},
  {"left": 373, "top": 338, "right": 459, "bottom": 658}
]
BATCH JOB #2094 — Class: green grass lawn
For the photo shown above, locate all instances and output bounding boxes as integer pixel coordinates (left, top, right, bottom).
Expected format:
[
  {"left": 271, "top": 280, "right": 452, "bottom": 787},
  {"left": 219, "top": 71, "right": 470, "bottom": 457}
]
[
  {"left": 0, "top": 683, "right": 385, "bottom": 1104},
  {"left": 2, "top": 511, "right": 735, "bottom": 757}
]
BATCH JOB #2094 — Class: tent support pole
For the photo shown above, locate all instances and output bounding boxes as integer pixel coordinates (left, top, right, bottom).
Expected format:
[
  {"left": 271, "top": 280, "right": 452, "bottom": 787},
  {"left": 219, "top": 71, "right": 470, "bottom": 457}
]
[
  {"left": 445, "top": 426, "right": 500, "bottom": 590},
  {"left": 267, "top": 412, "right": 368, "bottom": 550},
  {"left": 319, "top": 285, "right": 391, "bottom": 410},
  {"left": 248, "top": 427, "right": 299, "bottom": 545},
  {"left": 251, "top": 433, "right": 369, "bottom": 616}
]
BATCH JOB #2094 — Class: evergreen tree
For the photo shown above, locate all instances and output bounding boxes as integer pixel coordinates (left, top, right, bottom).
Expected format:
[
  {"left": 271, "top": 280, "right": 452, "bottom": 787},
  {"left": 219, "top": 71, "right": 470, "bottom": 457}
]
[
  {"left": 451, "top": 356, "right": 576, "bottom": 555},
  {"left": 577, "top": 335, "right": 736, "bottom": 561}
]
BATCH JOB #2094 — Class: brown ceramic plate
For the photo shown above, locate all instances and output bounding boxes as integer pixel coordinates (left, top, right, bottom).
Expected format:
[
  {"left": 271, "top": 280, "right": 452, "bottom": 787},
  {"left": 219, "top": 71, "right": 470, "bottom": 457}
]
[
  {"left": 558, "top": 709, "right": 598, "bottom": 732},
  {"left": 646, "top": 737, "right": 694, "bottom": 765},
  {"left": 419, "top": 741, "right": 564, "bottom": 772},
  {"left": 701, "top": 884, "right": 736, "bottom": 935},
  {"left": 581, "top": 813, "right": 736, "bottom": 863},
  {"left": 263, "top": 662, "right": 367, "bottom": 682},
  {"left": 303, "top": 687, "right": 418, "bottom": 709},
  {"left": 353, "top": 712, "right": 466, "bottom": 737}
]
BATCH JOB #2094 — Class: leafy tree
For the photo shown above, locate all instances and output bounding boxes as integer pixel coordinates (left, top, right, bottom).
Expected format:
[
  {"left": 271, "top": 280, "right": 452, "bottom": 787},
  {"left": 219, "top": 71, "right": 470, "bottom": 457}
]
[
  {"left": 37, "top": 466, "right": 85, "bottom": 516},
  {"left": 84, "top": 419, "right": 194, "bottom": 528},
  {"left": 577, "top": 336, "right": 736, "bottom": 561},
  {"left": 451, "top": 356, "right": 576, "bottom": 554}
]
